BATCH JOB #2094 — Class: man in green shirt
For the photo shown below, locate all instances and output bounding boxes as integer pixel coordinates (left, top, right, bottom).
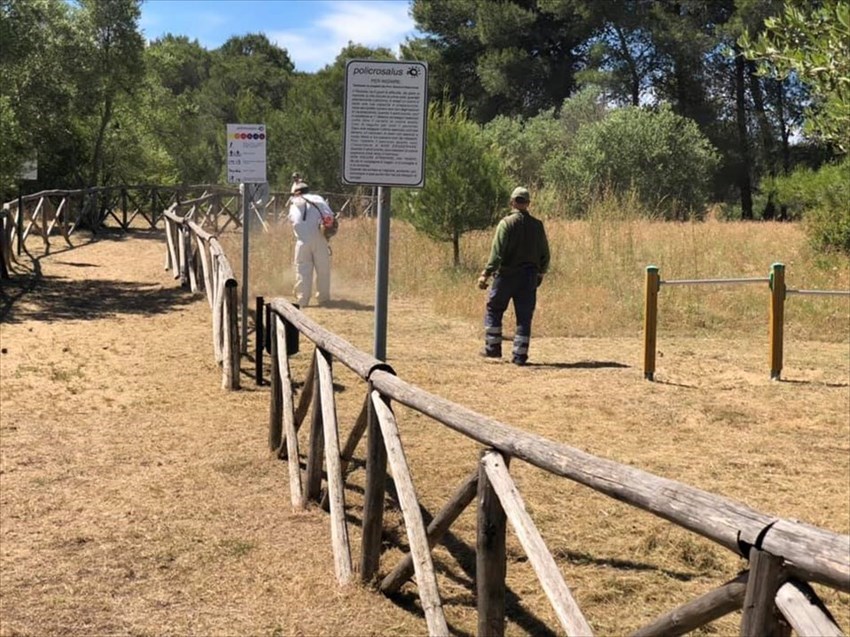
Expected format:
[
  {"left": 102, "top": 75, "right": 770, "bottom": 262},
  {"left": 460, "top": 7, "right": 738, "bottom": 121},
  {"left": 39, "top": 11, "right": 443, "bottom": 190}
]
[{"left": 477, "top": 186, "right": 550, "bottom": 365}]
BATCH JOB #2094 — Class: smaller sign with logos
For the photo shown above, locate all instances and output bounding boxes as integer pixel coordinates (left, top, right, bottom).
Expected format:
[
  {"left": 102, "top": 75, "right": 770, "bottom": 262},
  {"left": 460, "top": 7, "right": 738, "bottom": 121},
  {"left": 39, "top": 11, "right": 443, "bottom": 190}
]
[
  {"left": 226, "top": 124, "right": 267, "bottom": 184},
  {"left": 17, "top": 159, "right": 37, "bottom": 181}
]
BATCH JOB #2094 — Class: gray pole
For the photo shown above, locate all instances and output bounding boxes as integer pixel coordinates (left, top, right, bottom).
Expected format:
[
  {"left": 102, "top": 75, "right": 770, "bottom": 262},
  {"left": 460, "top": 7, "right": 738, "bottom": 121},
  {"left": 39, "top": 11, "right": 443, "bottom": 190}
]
[
  {"left": 374, "top": 186, "right": 391, "bottom": 361},
  {"left": 241, "top": 183, "right": 250, "bottom": 354}
]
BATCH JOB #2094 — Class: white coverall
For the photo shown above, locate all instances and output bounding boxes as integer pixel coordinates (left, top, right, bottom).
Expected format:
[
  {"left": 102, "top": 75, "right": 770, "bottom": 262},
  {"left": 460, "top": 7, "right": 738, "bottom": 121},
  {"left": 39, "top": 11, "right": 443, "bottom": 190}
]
[{"left": 288, "top": 193, "right": 334, "bottom": 306}]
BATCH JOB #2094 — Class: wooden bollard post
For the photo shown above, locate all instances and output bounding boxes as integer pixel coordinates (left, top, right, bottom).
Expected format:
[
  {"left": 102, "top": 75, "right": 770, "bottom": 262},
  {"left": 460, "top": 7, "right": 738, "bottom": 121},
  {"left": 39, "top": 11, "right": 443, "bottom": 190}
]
[
  {"left": 769, "top": 263, "right": 785, "bottom": 380},
  {"left": 643, "top": 265, "right": 660, "bottom": 381},
  {"left": 264, "top": 301, "right": 272, "bottom": 355}
]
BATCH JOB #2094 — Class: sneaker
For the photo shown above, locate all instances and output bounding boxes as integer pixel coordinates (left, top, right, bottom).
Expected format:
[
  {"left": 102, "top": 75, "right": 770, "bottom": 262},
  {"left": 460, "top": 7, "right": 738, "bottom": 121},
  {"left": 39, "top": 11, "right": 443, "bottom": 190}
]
[
  {"left": 479, "top": 349, "right": 501, "bottom": 359},
  {"left": 511, "top": 358, "right": 527, "bottom": 366}
]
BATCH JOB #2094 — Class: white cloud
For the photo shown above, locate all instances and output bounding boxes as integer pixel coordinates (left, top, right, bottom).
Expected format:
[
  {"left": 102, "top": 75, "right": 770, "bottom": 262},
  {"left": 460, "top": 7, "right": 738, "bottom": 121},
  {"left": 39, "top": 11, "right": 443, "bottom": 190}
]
[{"left": 268, "top": 1, "right": 416, "bottom": 72}]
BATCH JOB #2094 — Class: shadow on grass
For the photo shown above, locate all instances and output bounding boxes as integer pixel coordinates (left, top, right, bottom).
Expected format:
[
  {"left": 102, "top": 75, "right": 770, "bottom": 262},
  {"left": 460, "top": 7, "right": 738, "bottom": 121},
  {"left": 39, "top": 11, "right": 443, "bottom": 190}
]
[
  {"left": 778, "top": 378, "right": 850, "bottom": 388},
  {"left": 319, "top": 298, "right": 373, "bottom": 311},
  {"left": 550, "top": 547, "right": 699, "bottom": 582},
  {"left": 1, "top": 229, "right": 193, "bottom": 325},
  {"left": 528, "top": 360, "right": 630, "bottom": 370},
  {"left": 305, "top": 461, "right": 560, "bottom": 637}
]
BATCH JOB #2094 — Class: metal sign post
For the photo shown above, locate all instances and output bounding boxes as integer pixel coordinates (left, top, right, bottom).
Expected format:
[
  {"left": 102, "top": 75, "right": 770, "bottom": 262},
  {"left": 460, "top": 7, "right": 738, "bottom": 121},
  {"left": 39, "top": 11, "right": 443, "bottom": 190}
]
[
  {"left": 342, "top": 59, "right": 428, "bottom": 361},
  {"left": 226, "top": 124, "right": 267, "bottom": 354}
]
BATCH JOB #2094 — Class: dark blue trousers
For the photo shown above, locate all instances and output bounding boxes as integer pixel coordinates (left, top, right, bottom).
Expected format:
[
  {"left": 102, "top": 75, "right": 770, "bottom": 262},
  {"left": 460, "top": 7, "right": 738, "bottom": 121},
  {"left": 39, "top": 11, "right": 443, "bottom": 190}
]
[{"left": 483, "top": 266, "right": 537, "bottom": 363}]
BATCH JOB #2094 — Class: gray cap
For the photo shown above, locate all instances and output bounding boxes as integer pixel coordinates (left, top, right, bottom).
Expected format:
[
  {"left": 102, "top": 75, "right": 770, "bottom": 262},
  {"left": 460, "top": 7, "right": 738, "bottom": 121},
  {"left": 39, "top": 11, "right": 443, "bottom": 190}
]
[{"left": 511, "top": 186, "right": 530, "bottom": 200}]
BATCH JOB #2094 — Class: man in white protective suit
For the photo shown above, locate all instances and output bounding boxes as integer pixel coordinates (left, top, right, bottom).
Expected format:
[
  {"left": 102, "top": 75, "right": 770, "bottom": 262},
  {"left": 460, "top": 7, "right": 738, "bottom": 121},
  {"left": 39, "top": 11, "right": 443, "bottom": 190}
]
[{"left": 287, "top": 180, "right": 335, "bottom": 307}]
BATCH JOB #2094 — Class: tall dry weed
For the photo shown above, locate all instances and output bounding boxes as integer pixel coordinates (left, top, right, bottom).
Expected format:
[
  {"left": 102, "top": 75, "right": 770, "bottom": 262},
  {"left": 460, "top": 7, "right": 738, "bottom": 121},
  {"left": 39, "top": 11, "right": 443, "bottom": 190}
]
[{"left": 228, "top": 206, "right": 849, "bottom": 342}]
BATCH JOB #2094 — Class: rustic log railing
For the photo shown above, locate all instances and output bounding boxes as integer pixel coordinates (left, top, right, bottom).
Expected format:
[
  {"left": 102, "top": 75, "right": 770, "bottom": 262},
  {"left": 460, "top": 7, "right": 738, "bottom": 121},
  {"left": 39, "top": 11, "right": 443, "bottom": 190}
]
[
  {"left": 264, "top": 296, "right": 849, "bottom": 636},
  {"left": 163, "top": 203, "right": 240, "bottom": 390}
]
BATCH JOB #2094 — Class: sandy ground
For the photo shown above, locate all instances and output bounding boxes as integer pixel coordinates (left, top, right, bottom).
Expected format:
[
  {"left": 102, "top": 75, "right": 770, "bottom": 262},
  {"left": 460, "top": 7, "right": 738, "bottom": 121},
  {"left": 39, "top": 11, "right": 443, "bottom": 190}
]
[{"left": 1, "top": 229, "right": 848, "bottom": 636}]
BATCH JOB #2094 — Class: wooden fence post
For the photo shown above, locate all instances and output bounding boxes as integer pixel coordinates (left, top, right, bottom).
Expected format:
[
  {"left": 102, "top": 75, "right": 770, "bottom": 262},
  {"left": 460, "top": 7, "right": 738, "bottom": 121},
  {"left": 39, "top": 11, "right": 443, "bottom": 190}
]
[
  {"left": 316, "top": 349, "right": 353, "bottom": 584},
  {"left": 360, "top": 381, "right": 387, "bottom": 583},
  {"left": 179, "top": 225, "right": 190, "bottom": 287},
  {"left": 221, "top": 280, "right": 240, "bottom": 390},
  {"left": 643, "top": 265, "right": 660, "bottom": 381},
  {"left": 0, "top": 212, "right": 9, "bottom": 279},
  {"left": 121, "top": 187, "right": 128, "bottom": 229},
  {"left": 769, "top": 263, "right": 785, "bottom": 380},
  {"left": 740, "top": 547, "right": 788, "bottom": 637},
  {"left": 268, "top": 316, "right": 282, "bottom": 451},
  {"left": 477, "top": 448, "right": 508, "bottom": 637},
  {"left": 302, "top": 352, "right": 325, "bottom": 505}
]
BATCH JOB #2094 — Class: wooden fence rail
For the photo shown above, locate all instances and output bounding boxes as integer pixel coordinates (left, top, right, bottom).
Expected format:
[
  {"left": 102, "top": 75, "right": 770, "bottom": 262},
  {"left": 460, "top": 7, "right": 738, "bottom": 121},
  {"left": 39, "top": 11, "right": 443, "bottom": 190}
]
[{"left": 264, "top": 296, "right": 849, "bottom": 636}]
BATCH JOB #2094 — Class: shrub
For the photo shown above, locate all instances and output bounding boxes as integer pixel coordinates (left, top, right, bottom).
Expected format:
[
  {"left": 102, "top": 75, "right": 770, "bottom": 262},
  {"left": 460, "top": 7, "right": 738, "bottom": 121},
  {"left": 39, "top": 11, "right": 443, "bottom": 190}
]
[
  {"left": 482, "top": 86, "right": 609, "bottom": 191},
  {"left": 545, "top": 105, "right": 720, "bottom": 219},
  {"left": 760, "top": 158, "right": 850, "bottom": 254}
]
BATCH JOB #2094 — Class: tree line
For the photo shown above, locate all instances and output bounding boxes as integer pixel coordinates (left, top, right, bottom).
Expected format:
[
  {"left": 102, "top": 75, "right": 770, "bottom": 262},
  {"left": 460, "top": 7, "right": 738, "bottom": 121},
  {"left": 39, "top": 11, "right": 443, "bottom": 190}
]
[{"left": 1, "top": 0, "right": 847, "bottom": 250}]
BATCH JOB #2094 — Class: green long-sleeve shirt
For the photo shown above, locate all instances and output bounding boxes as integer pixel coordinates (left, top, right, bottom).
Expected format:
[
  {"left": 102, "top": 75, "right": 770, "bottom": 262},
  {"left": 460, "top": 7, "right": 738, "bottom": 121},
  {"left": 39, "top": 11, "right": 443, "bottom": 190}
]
[{"left": 483, "top": 209, "right": 550, "bottom": 276}]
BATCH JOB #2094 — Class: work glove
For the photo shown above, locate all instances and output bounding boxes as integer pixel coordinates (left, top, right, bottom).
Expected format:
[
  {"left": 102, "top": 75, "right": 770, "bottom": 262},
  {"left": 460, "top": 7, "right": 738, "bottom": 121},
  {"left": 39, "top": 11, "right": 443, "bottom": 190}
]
[
  {"left": 477, "top": 273, "right": 489, "bottom": 290},
  {"left": 537, "top": 273, "right": 544, "bottom": 288}
]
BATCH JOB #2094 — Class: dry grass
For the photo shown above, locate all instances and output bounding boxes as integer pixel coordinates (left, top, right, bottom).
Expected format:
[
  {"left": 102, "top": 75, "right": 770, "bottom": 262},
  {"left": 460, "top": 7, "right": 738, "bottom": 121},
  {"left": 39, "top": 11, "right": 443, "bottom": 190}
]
[
  {"left": 237, "top": 211, "right": 849, "bottom": 344},
  {"left": 1, "top": 219, "right": 848, "bottom": 636}
]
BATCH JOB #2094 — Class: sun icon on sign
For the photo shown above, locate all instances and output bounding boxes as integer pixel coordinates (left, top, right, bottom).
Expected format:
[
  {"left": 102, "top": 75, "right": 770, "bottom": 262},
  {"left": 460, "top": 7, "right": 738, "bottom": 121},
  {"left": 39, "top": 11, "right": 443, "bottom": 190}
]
[{"left": 407, "top": 66, "right": 421, "bottom": 77}]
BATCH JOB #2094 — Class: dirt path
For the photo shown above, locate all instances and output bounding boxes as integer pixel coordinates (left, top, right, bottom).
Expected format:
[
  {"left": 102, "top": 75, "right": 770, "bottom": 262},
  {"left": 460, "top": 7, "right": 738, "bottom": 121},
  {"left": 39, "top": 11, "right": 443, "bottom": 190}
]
[
  {"left": 0, "top": 230, "right": 424, "bottom": 636},
  {"left": 2, "top": 230, "right": 848, "bottom": 636}
]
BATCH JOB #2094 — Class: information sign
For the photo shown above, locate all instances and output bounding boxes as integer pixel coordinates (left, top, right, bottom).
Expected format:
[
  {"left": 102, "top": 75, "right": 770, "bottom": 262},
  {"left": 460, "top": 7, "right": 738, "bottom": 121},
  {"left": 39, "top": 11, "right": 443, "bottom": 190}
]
[
  {"left": 226, "top": 124, "right": 267, "bottom": 184},
  {"left": 342, "top": 60, "right": 428, "bottom": 187}
]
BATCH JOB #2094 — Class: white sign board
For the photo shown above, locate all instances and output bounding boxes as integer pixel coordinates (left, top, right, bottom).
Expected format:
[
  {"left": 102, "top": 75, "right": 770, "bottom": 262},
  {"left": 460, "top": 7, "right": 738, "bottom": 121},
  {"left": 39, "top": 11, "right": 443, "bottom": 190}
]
[
  {"left": 342, "top": 60, "right": 428, "bottom": 187},
  {"left": 226, "top": 123, "right": 267, "bottom": 184},
  {"left": 18, "top": 159, "right": 37, "bottom": 181}
]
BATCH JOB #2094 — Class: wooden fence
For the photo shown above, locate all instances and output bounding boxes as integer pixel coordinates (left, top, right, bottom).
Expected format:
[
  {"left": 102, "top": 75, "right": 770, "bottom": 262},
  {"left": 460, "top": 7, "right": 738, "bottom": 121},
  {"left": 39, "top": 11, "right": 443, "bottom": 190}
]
[
  {"left": 263, "top": 297, "right": 849, "bottom": 636},
  {"left": 6, "top": 182, "right": 847, "bottom": 632},
  {"left": 163, "top": 199, "right": 241, "bottom": 390}
]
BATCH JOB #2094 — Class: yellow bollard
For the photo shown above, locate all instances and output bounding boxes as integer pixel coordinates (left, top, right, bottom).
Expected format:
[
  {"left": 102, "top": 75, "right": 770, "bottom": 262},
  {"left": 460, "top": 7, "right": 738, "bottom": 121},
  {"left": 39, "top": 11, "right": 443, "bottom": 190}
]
[
  {"left": 643, "top": 266, "right": 660, "bottom": 381},
  {"left": 769, "top": 263, "right": 785, "bottom": 380}
]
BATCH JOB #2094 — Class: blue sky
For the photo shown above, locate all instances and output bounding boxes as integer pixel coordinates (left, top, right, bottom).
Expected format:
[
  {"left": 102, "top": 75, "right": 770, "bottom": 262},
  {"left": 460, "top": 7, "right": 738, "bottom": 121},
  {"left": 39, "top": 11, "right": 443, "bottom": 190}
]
[{"left": 139, "top": 0, "right": 419, "bottom": 73}]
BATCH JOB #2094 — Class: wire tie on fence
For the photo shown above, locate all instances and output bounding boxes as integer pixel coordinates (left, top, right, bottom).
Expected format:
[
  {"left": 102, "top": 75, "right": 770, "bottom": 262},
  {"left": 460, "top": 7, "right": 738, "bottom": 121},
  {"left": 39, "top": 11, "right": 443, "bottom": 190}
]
[{"left": 736, "top": 520, "right": 778, "bottom": 559}]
